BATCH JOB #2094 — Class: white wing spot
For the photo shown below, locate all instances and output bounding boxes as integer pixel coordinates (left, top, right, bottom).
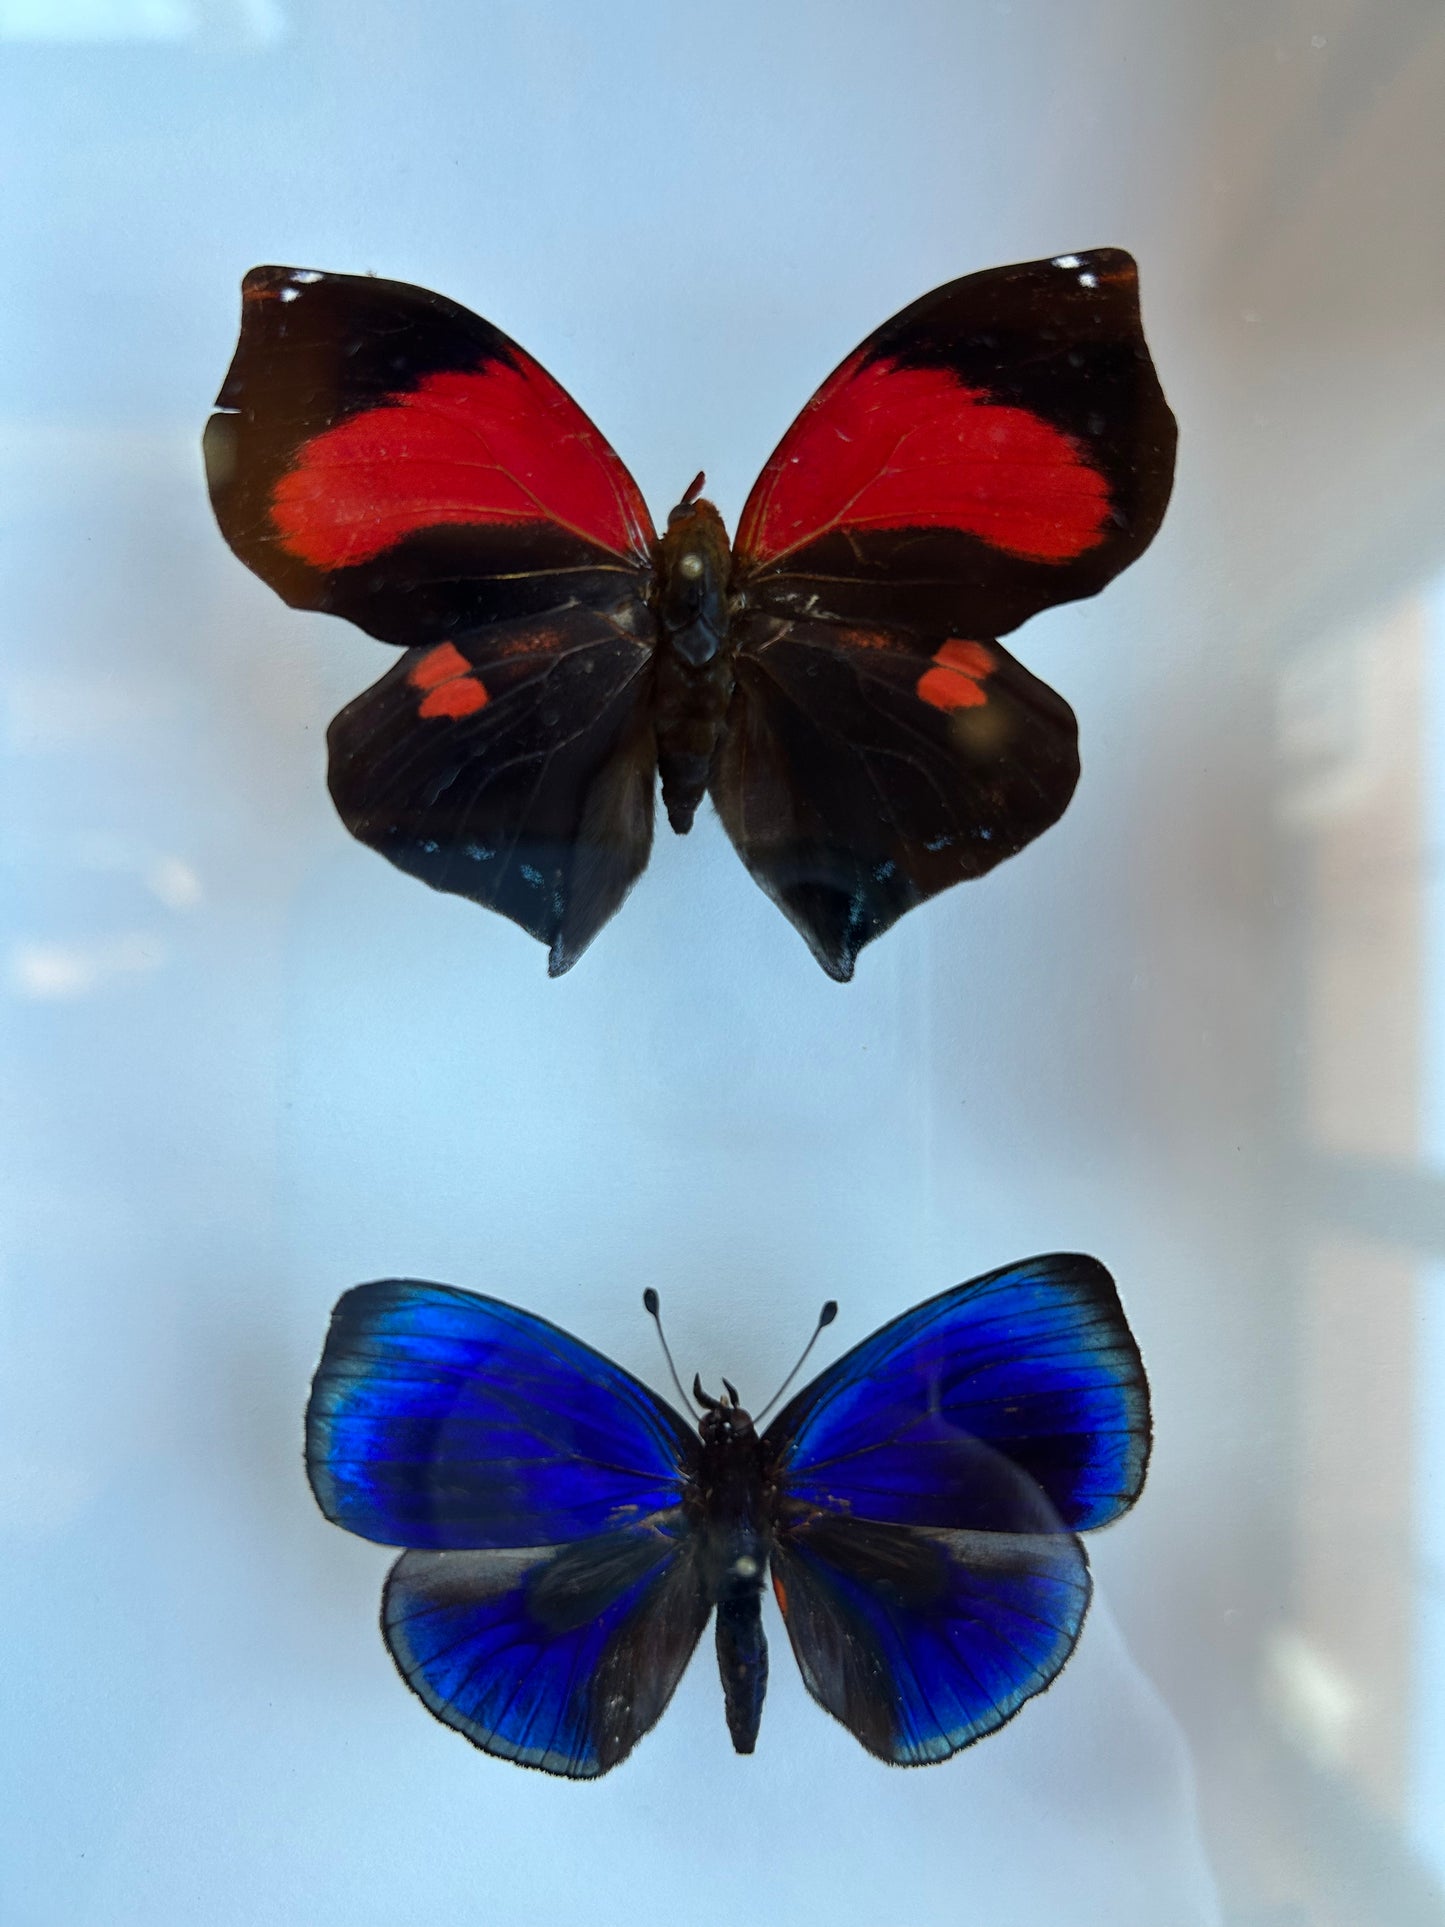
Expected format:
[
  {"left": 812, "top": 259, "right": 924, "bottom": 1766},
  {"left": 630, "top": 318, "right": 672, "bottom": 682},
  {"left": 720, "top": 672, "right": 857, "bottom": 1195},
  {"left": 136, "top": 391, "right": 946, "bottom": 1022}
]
[
  {"left": 1078, "top": 271, "right": 1098, "bottom": 289},
  {"left": 1053, "top": 254, "right": 1081, "bottom": 269}
]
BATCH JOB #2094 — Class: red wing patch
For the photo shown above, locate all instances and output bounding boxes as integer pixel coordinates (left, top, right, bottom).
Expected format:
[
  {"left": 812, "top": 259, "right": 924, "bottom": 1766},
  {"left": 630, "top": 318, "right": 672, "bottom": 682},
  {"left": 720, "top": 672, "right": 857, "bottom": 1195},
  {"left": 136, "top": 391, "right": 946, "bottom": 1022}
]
[
  {"left": 916, "top": 639, "right": 995, "bottom": 712},
  {"left": 408, "top": 641, "right": 490, "bottom": 718},
  {"left": 269, "top": 351, "right": 654, "bottom": 570},
  {"left": 735, "top": 352, "right": 1111, "bottom": 572}
]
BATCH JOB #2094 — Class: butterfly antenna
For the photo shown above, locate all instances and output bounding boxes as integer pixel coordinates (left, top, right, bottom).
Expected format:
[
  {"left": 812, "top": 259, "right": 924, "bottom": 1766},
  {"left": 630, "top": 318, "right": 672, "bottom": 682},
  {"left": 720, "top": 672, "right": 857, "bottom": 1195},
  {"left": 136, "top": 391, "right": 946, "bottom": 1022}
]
[
  {"left": 643, "top": 1289, "right": 700, "bottom": 1418},
  {"left": 755, "top": 1301, "right": 839, "bottom": 1424}
]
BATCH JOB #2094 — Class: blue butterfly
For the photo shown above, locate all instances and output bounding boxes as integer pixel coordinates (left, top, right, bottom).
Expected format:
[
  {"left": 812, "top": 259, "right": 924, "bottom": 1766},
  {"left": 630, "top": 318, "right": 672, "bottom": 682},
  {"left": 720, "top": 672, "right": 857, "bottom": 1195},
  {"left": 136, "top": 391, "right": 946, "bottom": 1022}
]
[{"left": 304, "top": 1254, "right": 1150, "bottom": 1776}]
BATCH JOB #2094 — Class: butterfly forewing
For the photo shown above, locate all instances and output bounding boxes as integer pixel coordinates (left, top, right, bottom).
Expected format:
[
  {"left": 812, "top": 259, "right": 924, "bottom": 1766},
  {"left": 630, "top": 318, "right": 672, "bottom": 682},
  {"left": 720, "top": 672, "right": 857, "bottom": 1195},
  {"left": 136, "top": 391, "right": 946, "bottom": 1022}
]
[
  {"left": 205, "top": 266, "right": 655, "bottom": 646},
  {"left": 306, "top": 1281, "right": 697, "bottom": 1549},
  {"left": 763, "top": 1254, "right": 1151, "bottom": 1533},
  {"left": 732, "top": 248, "right": 1176, "bottom": 638}
]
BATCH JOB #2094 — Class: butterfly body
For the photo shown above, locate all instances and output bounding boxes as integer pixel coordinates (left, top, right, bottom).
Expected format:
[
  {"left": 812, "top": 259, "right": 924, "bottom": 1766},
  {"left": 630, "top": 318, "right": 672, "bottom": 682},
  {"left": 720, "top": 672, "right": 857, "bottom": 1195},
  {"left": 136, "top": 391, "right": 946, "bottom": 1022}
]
[
  {"left": 306, "top": 1256, "right": 1150, "bottom": 1775},
  {"left": 687, "top": 1392, "right": 773, "bottom": 1753},
  {"left": 208, "top": 251, "right": 1175, "bottom": 978}
]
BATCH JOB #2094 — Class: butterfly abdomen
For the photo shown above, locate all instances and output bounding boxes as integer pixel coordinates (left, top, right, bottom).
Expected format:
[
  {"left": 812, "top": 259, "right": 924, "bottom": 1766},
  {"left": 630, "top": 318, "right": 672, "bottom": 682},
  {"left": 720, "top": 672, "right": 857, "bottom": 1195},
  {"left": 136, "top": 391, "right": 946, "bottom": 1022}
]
[
  {"left": 652, "top": 497, "right": 737, "bottom": 834},
  {"left": 715, "top": 1589, "right": 768, "bottom": 1754}
]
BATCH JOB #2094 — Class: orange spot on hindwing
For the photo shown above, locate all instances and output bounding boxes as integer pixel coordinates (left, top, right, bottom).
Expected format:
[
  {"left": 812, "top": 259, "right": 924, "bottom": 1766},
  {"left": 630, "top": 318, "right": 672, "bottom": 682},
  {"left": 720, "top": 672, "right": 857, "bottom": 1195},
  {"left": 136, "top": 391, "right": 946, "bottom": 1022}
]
[
  {"left": 935, "top": 638, "right": 994, "bottom": 678},
  {"left": 917, "top": 639, "right": 996, "bottom": 712},
  {"left": 408, "top": 641, "right": 489, "bottom": 718},
  {"left": 419, "top": 679, "right": 489, "bottom": 719},
  {"left": 409, "top": 641, "right": 473, "bottom": 689}
]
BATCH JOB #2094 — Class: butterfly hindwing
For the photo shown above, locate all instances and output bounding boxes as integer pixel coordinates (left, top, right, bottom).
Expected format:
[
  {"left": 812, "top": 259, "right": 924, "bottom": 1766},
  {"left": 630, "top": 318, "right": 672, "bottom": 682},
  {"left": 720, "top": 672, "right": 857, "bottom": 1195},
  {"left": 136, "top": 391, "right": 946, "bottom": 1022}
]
[
  {"left": 710, "top": 616, "right": 1078, "bottom": 980},
  {"left": 305, "top": 1281, "right": 698, "bottom": 1550},
  {"left": 733, "top": 248, "right": 1175, "bottom": 639},
  {"left": 204, "top": 266, "right": 655, "bottom": 648},
  {"left": 770, "top": 1515, "right": 1091, "bottom": 1765},
  {"left": 383, "top": 1526, "right": 711, "bottom": 1778},
  {"left": 326, "top": 604, "right": 657, "bottom": 973}
]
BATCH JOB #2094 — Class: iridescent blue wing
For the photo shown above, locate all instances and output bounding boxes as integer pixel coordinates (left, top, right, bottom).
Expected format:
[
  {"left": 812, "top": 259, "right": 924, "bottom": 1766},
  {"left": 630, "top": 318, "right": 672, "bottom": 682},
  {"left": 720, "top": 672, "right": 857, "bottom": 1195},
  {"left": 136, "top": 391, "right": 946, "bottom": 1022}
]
[
  {"left": 762, "top": 1253, "right": 1149, "bottom": 1532},
  {"left": 307, "top": 1283, "right": 709, "bottom": 1776},
  {"left": 762, "top": 1255, "right": 1148, "bottom": 1765},
  {"left": 769, "top": 1514, "right": 1091, "bottom": 1764},
  {"left": 383, "top": 1524, "right": 711, "bottom": 1778},
  {"left": 306, "top": 1281, "right": 698, "bottom": 1548}
]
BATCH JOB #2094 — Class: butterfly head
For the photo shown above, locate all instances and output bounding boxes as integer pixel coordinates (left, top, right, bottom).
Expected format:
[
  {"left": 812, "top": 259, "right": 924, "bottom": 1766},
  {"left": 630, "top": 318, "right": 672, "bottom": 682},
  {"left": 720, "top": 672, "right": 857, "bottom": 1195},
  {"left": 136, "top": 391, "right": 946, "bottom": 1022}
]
[
  {"left": 693, "top": 1374, "right": 758, "bottom": 1444},
  {"left": 665, "top": 468, "right": 709, "bottom": 524}
]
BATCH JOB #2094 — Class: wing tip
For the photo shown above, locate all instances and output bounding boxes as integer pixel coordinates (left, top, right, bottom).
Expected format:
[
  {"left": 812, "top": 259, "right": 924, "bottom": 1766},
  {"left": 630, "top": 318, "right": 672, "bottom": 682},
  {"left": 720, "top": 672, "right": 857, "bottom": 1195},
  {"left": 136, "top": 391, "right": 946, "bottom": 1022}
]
[
  {"left": 816, "top": 945, "right": 858, "bottom": 984},
  {"left": 239, "top": 263, "right": 323, "bottom": 301},
  {"left": 547, "top": 938, "right": 581, "bottom": 977},
  {"left": 1066, "top": 243, "right": 1138, "bottom": 274}
]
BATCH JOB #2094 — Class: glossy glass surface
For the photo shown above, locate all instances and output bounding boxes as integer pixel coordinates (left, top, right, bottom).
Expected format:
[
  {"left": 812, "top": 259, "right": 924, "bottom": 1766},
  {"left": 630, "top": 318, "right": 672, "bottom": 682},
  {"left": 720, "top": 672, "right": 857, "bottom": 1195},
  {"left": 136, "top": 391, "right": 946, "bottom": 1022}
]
[{"left": 3, "top": 3, "right": 1442, "bottom": 1923}]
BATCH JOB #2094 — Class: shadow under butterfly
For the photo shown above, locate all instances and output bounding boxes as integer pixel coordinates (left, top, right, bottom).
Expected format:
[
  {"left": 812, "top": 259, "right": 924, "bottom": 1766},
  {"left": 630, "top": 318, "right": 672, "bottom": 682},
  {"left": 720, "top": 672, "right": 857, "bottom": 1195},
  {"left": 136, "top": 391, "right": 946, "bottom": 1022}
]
[
  {"left": 205, "top": 251, "right": 1176, "bottom": 979},
  {"left": 304, "top": 1254, "right": 1151, "bottom": 1775}
]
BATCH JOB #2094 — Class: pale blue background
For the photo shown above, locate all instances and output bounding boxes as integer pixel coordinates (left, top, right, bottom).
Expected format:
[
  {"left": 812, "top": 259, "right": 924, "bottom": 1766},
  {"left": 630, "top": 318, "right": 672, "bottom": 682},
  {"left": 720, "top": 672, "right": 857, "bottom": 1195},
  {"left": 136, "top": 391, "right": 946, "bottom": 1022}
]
[{"left": 4, "top": 3, "right": 1445, "bottom": 1924}]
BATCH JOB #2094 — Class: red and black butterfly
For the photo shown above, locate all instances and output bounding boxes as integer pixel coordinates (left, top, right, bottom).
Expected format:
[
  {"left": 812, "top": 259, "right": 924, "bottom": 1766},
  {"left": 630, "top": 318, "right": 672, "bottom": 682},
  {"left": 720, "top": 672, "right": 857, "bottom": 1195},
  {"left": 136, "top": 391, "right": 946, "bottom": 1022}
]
[{"left": 204, "top": 252, "right": 1175, "bottom": 979}]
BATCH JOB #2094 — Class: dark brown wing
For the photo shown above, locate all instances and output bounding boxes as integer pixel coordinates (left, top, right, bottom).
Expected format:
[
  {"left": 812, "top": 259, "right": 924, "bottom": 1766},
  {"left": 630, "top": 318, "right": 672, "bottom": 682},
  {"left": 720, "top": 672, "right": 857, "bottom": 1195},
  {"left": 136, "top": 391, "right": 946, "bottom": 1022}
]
[
  {"left": 327, "top": 604, "right": 657, "bottom": 974},
  {"left": 710, "top": 614, "right": 1077, "bottom": 980}
]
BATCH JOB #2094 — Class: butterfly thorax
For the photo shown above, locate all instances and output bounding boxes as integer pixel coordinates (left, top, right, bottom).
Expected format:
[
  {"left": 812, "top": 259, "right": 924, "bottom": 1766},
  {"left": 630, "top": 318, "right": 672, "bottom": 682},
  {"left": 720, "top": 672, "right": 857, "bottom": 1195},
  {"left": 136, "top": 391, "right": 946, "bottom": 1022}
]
[
  {"left": 652, "top": 498, "right": 737, "bottom": 836},
  {"left": 691, "top": 1399, "right": 769, "bottom": 1575}
]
